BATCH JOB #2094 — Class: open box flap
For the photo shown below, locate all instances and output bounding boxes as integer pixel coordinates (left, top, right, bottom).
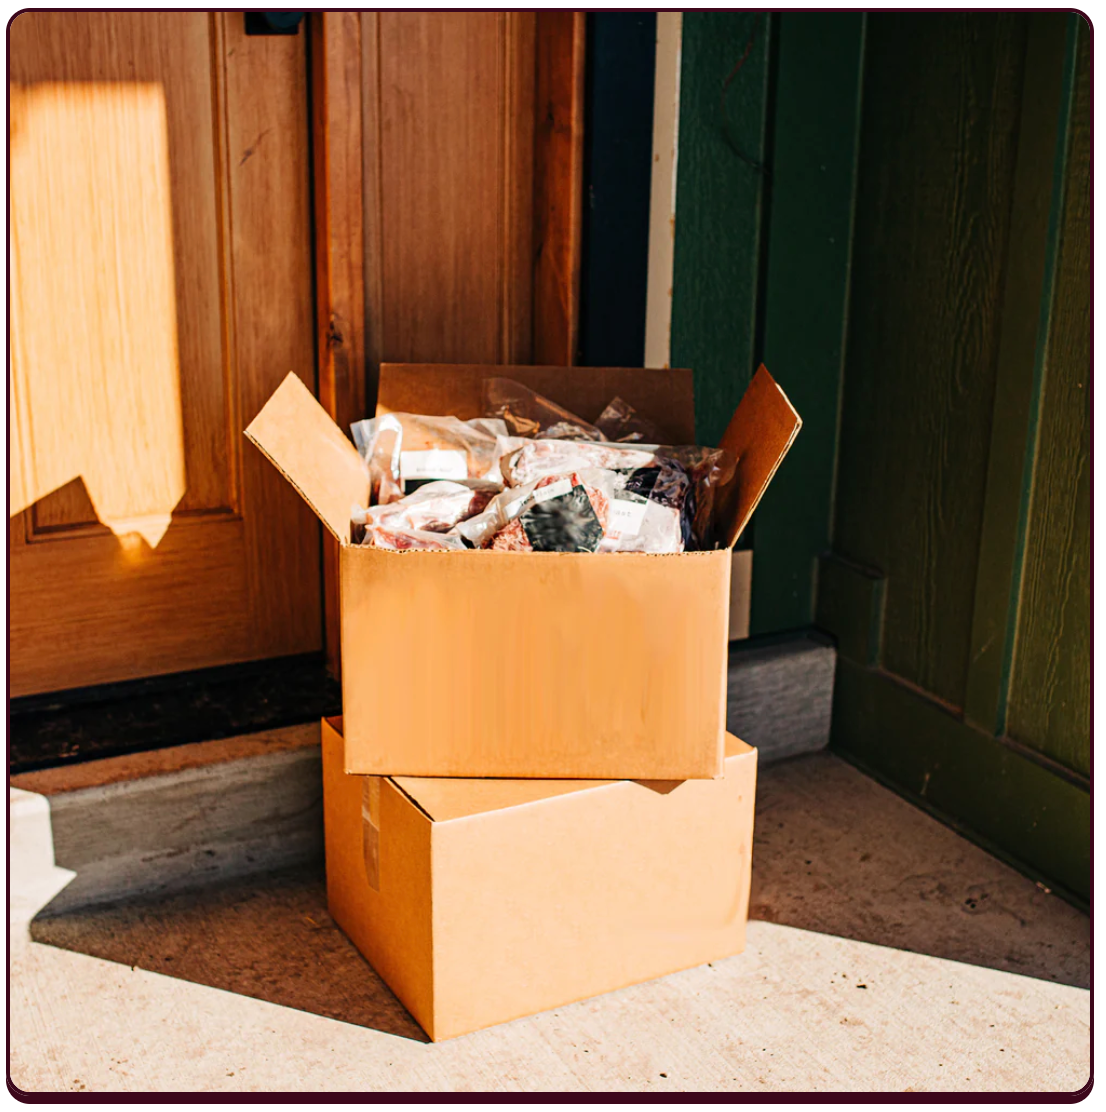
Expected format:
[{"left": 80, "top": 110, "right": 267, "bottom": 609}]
[
  {"left": 244, "top": 372, "right": 368, "bottom": 544},
  {"left": 716, "top": 366, "right": 802, "bottom": 549}
]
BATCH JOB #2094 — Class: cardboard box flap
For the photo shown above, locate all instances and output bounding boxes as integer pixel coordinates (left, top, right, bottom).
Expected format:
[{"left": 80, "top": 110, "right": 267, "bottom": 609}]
[
  {"left": 377, "top": 364, "right": 697, "bottom": 446},
  {"left": 716, "top": 366, "right": 802, "bottom": 549},
  {"left": 244, "top": 372, "right": 368, "bottom": 544},
  {"left": 392, "top": 774, "right": 614, "bottom": 824}
]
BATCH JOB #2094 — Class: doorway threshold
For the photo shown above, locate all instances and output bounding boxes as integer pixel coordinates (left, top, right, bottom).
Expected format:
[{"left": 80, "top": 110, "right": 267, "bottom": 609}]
[{"left": 9, "top": 653, "right": 342, "bottom": 775}]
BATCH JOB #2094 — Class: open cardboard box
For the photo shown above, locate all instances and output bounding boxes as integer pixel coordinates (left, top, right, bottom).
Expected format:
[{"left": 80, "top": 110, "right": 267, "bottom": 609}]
[
  {"left": 246, "top": 364, "right": 799, "bottom": 780},
  {"left": 321, "top": 716, "right": 758, "bottom": 1042}
]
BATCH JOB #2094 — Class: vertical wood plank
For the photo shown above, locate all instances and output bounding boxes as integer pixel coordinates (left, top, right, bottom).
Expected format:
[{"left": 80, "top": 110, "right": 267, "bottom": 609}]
[
  {"left": 532, "top": 11, "right": 585, "bottom": 364},
  {"left": 752, "top": 12, "right": 865, "bottom": 636},
  {"left": 223, "top": 13, "right": 322, "bottom": 659},
  {"left": 1006, "top": 17, "right": 1090, "bottom": 776},
  {"left": 360, "top": 11, "right": 384, "bottom": 406},
  {"left": 643, "top": 12, "right": 683, "bottom": 370},
  {"left": 669, "top": 12, "right": 771, "bottom": 447},
  {"left": 830, "top": 13, "right": 1028, "bottom": 707},
  {"left": 962, "top": 13, "right": 1072, "bottom": 734},
  {"left": 311, "top": 11, "right": 367, "bottom": 677},
  {"left": 500, "top": 12, "right": 537, "bottom": 364}
]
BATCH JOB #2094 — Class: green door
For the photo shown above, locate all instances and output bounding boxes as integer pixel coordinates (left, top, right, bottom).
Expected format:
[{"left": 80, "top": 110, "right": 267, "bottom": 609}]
[{"left": 816, "top": 12, "right": 1089, "bottom": 903}]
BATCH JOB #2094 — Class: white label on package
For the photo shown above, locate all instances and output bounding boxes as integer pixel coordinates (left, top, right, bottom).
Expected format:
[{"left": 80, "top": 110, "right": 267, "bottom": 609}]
[
  {"left": 399, "top": 449, "right": 467, "bottom": 482},
  {"left": 530, "top": 477, "right": 574, "bottom": 505},
  {"left": 609, "top": 498, "right": 648, "bottom": 536}
]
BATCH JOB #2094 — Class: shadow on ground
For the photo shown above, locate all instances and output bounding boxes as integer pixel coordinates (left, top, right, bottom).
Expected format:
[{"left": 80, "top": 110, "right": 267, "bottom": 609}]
[
  {"left": 748, "top": 752, "right": 1089, "bottom": 990},
  {"left": 30, "top": 865, "right": 429, "bottom": 1043},
  {"left": 28, "top": 750, "right": 1088, "bottom": 1039}
]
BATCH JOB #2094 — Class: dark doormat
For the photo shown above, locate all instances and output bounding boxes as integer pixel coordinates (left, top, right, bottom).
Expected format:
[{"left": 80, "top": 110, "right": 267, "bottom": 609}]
[{"left": 8, "top": 653, "right": 342, "bottom": 774}]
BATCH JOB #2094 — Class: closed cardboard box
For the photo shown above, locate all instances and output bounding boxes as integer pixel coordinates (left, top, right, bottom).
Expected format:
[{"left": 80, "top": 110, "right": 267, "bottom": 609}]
[
  {"left": 321, "top": 716, "right": 758, "bottom": 1042},
  {"left": 248, "top": 364, "right": 799, "bottom": 779}
]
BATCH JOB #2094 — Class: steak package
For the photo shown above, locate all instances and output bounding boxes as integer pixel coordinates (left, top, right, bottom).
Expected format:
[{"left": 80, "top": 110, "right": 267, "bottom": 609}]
[{"left": 350, "top": 412, "right": 522, "bottom": 504}]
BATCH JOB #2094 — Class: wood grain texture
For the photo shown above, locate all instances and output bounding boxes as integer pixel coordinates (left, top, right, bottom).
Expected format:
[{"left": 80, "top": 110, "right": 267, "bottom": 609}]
[
  {"left": 532, "top": 11, "right": 585, "bottom": 364},
  {"left": 831, "top": 14, "right": 1028, "bottom": 708},
  {"left": 669, "top": 12, "right": 771, "bottom": 447},
  {"left": 752, "top": 13, "right": 865, "bottom": 636},
  {"left": 8, "top": 12, "right": 321, "bottom": 695},
  {"left": 362, "top": 11, "right": 536, "bottom": 378},
  {"left": 9, "top": 12, "right": 233, "bottom": 530},
  {"left": 962, "top": 14, "right": 1072, "bottom": 735},
  {"left": 1007, "top": 21, "right": 1090, "bottom": 777},
  {"left": 311, "top": 12, "right": 367, "bottom": 677}
]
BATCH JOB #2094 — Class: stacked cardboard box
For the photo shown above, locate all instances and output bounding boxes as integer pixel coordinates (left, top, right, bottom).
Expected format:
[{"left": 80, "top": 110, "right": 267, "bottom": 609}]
[{"left": 247, "top": 363, "right": 800, "bottom": 1040}]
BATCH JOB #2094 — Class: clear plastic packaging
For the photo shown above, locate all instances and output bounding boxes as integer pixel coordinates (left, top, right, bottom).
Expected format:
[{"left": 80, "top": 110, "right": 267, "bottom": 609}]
[
  {"left": 499, "top": 439, "right": 657, "bottom": 488},
  {"left": 486, "top": 470, "right": 614, "bottom": 552},
  {"left": 483, "top": 378, "right": 607, "bottom": 441},
  {"left": 361, "top": 523, "right": 468, "bottom": 552},
  {"left": 594, "top": 396, "right": 666, "bottom": 444},
  {"left": 600, "top": 460, "right": 692, "bottom": 553},
  {"left": 350, "top": 413, "right": 511, "bottom": 504},
  {"left": 453, "top": 469, "right": 617, "bottom": 552},
  {"left": 355, "top": 480, "right": 498, "bottom": 536},
  {"left": 497, "top": 439, "right": 736, "bottom": 550}
]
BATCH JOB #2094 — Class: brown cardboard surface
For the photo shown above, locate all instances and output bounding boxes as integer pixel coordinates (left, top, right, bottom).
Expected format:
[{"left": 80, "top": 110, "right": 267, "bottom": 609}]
[
  {"left": 247, "top": 362, "right": 799, "bottom": 780},
  {"left": 321, "top": 717, "right": 757, "bottom": 1042},
  {"left": 339, "top": 544, "right": 731, "bottom": 779},
  {"left": 377, "top": 363, "right": 697, "bottom": 445},
  {"left": 716, "top": 365, "right": 802, "bottom": 548},
  {"left": 244, "top": 372, "right": 368, "bottom": 543}
]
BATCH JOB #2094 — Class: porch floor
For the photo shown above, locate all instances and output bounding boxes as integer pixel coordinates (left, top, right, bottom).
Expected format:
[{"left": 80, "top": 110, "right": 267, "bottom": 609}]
[{"left": 9, "top": 752, "right": 1089, "bottom": 1094}]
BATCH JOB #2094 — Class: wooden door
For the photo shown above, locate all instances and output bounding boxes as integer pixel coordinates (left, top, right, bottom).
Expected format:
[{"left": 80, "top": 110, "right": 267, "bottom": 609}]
[{"left": 9, "top": 12, "right": 322, "bottom": 696}]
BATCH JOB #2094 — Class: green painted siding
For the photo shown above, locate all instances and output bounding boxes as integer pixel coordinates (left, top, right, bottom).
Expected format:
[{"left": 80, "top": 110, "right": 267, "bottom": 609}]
[
  {"left": 832, "top": 13, "right": 1028, "bottom": 708},
  {"left": 752, "top": 13, "right": 865, "bottom": 634},
  {"left": 1007, "top": 23, "right": 1090, "bottom": 777},
  {"left": 670, "top": 12, "right": 770, "bottom": 450},
  {"left": 814, "top": 13, "right": 1088, "bottom": 899}
]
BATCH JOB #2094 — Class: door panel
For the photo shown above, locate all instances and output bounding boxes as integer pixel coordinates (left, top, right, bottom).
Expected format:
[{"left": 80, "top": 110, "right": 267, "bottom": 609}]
[
  {"left": 361, "top": 11, "right": 537, "bottom": 372},
  {"left": 815, "top": 13, "right": 1089, "bottom": 901},
  {"left": 9, "top": 12, "right": 321, "bottom": 696}
]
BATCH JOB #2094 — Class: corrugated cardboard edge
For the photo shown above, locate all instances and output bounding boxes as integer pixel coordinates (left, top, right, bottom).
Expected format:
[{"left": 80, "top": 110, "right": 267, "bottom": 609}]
[
  {"left": 717, "top": 366, "right": 802, "bottom": 549},
  {"left": 244, "top": 371, "right": 367, "bottom": 544}
]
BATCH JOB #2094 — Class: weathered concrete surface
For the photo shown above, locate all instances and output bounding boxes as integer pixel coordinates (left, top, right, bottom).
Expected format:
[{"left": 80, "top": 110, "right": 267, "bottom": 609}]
[{"left": 9, "top": 753, "right": 1089, "bottom": 1094}]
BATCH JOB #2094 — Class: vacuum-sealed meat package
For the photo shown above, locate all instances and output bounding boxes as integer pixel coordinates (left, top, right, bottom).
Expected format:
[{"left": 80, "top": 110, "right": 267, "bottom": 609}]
[
  {"left": 453, "top": 469, "right": 616, "bottom": 553},
  {"left": 483, "top": 378, "right": 607, "bottom": 442},
  {"left": 499, "top": 439, "right": 735, "bottom": 550},
  {"left": 352, "top": 480, "right": 498, "bottom": 540},
  {"left": 363, "top": 525, "right": 468, "bottom": 552},
  {"left": 351, "top": 413, "right": 514, "bottom": 503},
  {"left": 600, "top": 460, "right": 693, "bottom": 553},
  {"left": 499, "top": 439, "right": 657, "bottom": 487},
  {"left": 488, "top": 471, "right": 612, "bottom": 553}
]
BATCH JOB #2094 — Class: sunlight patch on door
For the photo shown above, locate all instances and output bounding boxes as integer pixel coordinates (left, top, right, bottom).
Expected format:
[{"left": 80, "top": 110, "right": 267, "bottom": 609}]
[{"left": 9, "top": 81, "right": 185, "bottom": 549}]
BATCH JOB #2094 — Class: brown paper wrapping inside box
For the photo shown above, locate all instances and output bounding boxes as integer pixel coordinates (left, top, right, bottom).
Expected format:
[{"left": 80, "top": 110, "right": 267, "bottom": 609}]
[
  {"left": 246, "top": 365, "right": 799, "bottom": 779},
  {"left": 322, "top": 716, "right": 758, "bottom": 1041}
]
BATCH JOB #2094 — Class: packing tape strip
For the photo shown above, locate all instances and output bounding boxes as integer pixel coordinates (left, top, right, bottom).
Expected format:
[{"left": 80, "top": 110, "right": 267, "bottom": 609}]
[{"left": 361, "top": 776, "right": 382, "bottom": 892}]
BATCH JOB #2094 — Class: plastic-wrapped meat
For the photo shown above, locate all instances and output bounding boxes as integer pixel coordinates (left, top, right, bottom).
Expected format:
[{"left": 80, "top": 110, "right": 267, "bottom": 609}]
[
  {"left": 601, "top": 460, "right": 692, "bottom": 553},
  {"left": 364, "top": 525, "right": 467, "bottom": 552},
  {"left": 500, "top": 439, "right": 656, "bottom": 487},
  {"left": 350, "top": 413, "right": 512, "bottom": 503},
  {"left": 361, "top": 481, "right": 497, "bottom": 535},
  {"left": 487, "top": 472, "right": 611, "bottom": 553}
]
